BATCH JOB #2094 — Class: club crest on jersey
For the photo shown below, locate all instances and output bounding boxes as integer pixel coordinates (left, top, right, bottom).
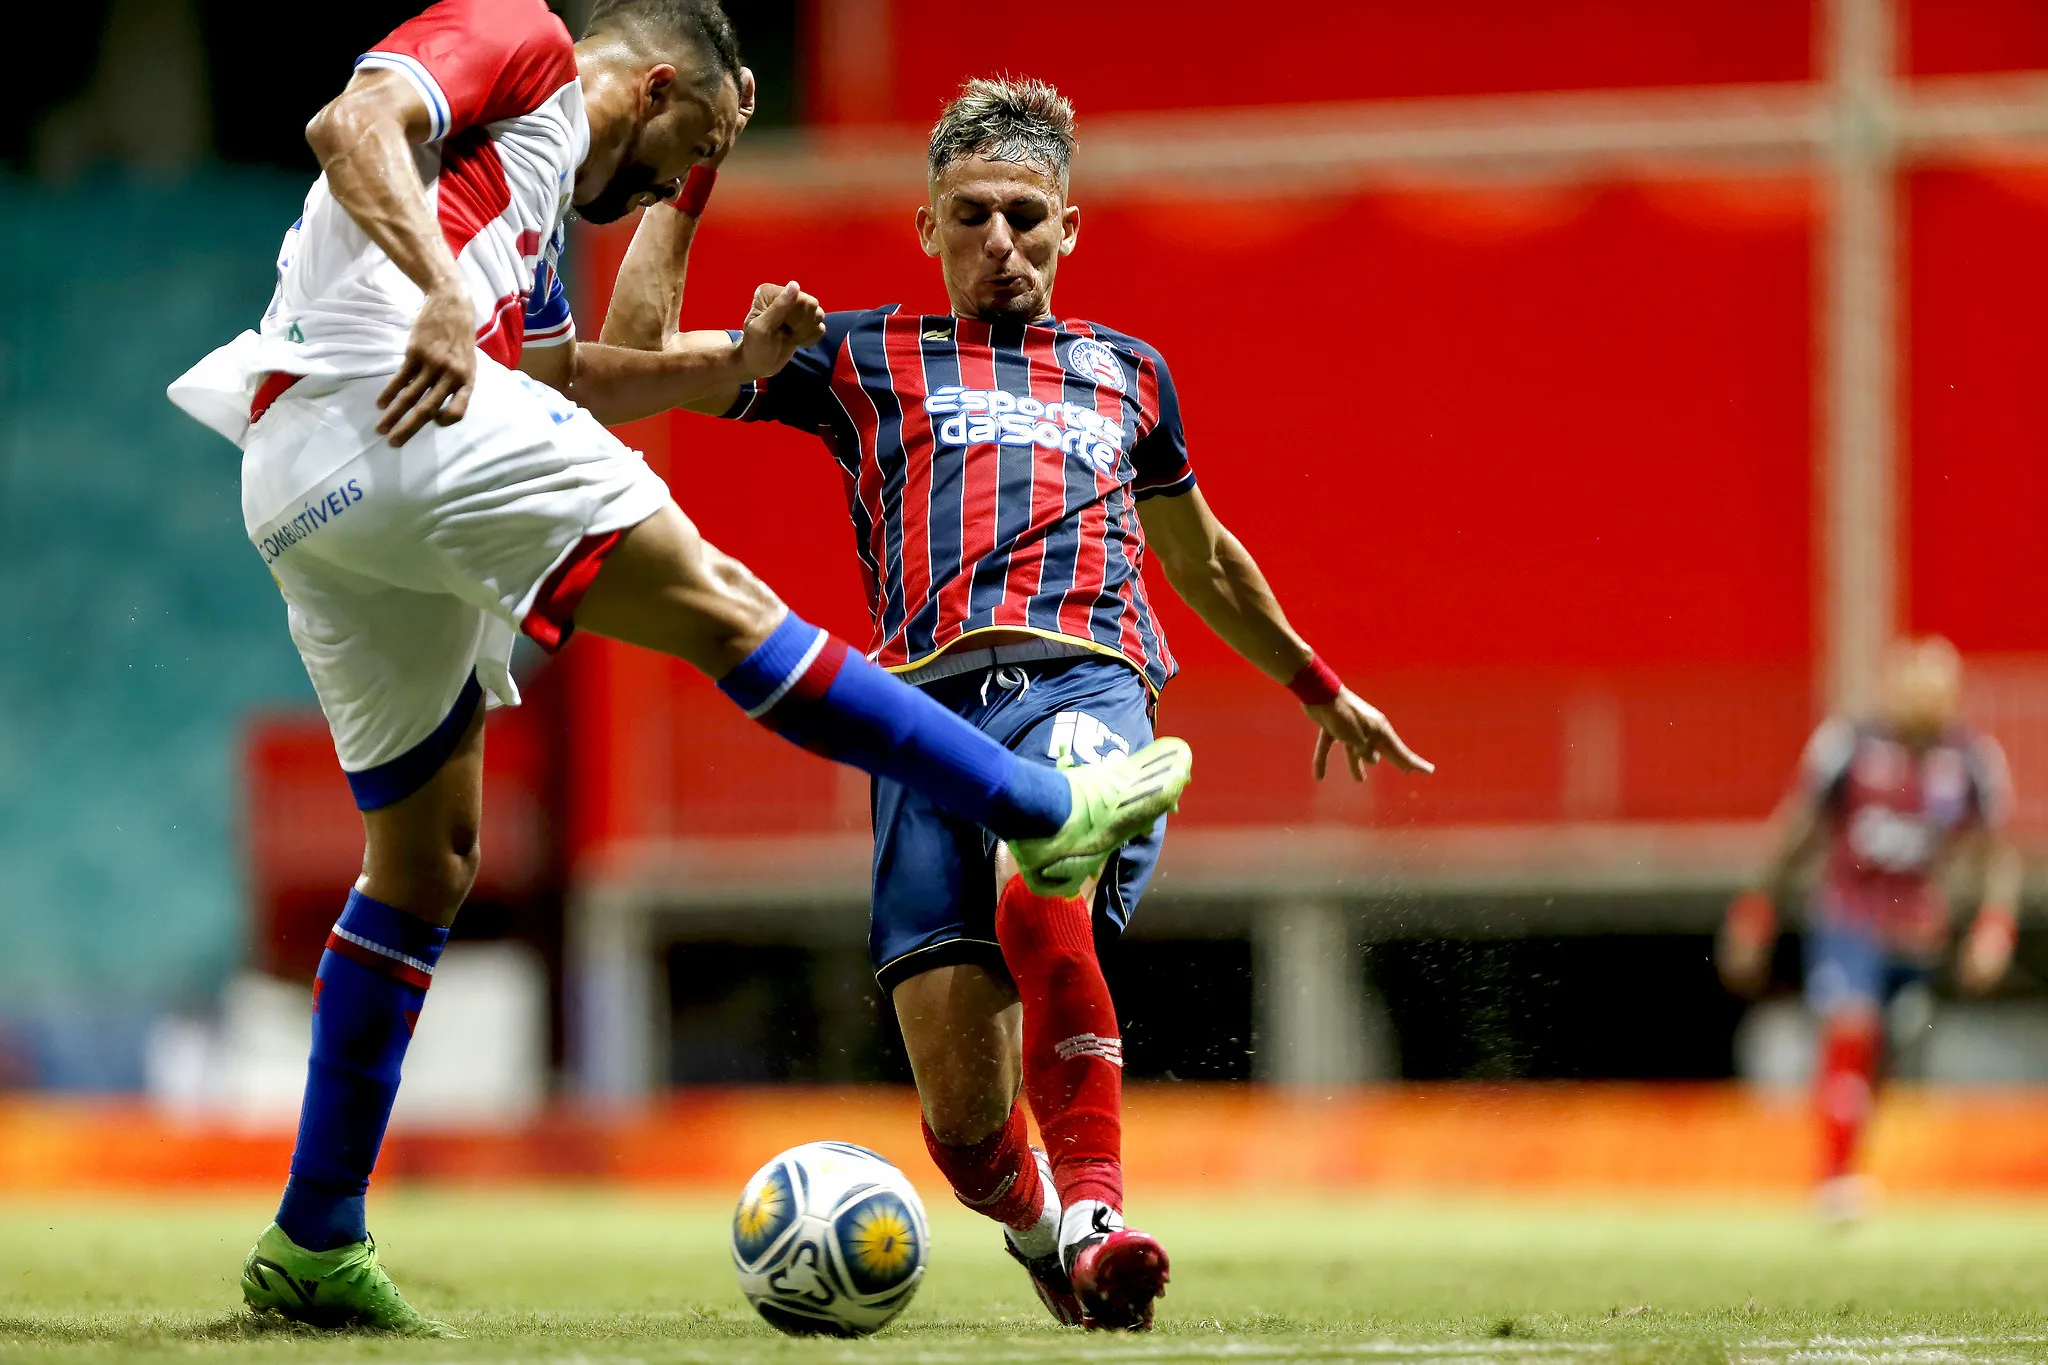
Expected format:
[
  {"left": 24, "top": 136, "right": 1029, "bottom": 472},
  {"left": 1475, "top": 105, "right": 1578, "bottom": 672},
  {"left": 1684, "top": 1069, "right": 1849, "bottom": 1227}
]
[{"left": 1066, "top": 338, "right": 1126, "bottom": 394}]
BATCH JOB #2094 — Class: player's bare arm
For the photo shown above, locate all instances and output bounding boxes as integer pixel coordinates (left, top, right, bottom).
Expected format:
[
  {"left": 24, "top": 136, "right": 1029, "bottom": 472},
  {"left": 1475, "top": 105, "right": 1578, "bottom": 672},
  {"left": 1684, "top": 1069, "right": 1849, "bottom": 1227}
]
[
  {"left": 1137, "top": 487, "right": 1431, "bottom": 779},
  {"left": 1956, "top": 826, "right": 2022, "bottom": 995},
  {"left": 522, "top": 67, "right": 794, "bottom": 419},
  {"left": 304, "top": 70, "right": 474, "bottom": 447},
  {"left": 524, "top": 287, "right": 822, "bottom": 425},
  {"left": 592, "top": 205, "right": 810, "bottom": 416},
  {"left": 602, "top": 181, "right": 704, "bottom": 352},
  {"left": 1718, "top": 790, "right": 1825, "bottom": 995}
]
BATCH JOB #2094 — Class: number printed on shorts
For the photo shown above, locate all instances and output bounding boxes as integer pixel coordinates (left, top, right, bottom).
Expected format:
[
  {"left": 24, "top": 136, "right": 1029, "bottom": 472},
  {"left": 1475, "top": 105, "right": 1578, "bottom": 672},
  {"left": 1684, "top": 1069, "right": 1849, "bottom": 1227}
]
[{"left": 1047, "top": 711, "right": 1130, "bottom": 768}]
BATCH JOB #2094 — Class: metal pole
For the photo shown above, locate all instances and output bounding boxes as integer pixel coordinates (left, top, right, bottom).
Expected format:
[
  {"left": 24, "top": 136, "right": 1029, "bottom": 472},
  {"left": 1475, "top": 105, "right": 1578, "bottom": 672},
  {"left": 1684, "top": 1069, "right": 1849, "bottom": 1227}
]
[{"left": 1822, "top": 0, "right": 1899, "bottom": 717}]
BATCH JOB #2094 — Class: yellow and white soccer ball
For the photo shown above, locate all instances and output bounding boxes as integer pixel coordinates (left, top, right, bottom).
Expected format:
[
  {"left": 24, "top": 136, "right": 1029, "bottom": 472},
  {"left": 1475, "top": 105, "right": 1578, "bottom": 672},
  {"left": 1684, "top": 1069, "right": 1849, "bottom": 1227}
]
[{"left": 731, "top": 1140, "right": 929, "bottom": 1337}]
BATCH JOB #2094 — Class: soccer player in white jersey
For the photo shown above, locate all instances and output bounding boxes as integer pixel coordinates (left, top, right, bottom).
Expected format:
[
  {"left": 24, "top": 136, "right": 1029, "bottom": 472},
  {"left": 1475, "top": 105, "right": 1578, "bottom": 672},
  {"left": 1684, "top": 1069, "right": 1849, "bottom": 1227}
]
[{"left": 167, "top": 0, "right": 1191, "bottom": 1334}]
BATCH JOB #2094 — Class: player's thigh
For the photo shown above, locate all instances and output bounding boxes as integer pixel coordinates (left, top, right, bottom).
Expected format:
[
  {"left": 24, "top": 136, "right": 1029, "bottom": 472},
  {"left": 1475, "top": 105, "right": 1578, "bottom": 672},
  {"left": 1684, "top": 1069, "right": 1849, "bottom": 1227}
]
[
  {"left": 573, "top": 501, "right": 786, "bottom": 676},
  {"left": 870, "top": 760, "right": 1004, "bottom": 991},
  {"left": 274, "top": 559, "right": 494, "bottom": 922},
  {"left": 1805, "top": 921, "right": 1887, "bottom": 1020},
  {"left": 993, "top": 660, "right": 1166, "bottom": 932},
  {"left": 891, "top": 962, "right": 1022, "bottom": 1145},
  {"left": 280, "top": 359, "right": 673, "bottom": 642}
]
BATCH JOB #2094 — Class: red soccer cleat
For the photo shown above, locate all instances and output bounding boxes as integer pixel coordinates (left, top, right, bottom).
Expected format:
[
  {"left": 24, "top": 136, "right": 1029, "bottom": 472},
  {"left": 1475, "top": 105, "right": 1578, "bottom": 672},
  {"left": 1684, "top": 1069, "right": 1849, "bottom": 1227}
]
[{"left": 1070, "top": 1228, "right": 1170, "bottom": 1331}]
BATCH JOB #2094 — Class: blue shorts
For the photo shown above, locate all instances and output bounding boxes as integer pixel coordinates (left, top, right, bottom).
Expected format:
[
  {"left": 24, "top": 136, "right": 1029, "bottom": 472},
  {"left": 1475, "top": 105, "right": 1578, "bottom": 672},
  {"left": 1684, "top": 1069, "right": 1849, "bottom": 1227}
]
[
  {"left": 1805, "top": 918, "right": 1934, "bottom": 1017},
  {"left": 869, "top": 655, "right": 1163, "bottom": 992}
]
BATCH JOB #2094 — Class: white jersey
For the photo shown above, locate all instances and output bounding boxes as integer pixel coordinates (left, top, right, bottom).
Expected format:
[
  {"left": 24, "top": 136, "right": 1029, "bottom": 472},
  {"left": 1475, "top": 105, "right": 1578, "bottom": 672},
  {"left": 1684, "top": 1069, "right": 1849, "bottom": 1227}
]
[{"left": 170, "top": 0, "right": 584, "bottom": 446}]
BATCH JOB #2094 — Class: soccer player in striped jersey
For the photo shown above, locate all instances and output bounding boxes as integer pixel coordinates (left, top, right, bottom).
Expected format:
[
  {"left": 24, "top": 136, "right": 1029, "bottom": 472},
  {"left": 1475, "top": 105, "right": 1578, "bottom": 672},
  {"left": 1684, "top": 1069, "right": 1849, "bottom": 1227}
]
[
  {"left": 1719, "top": 637, "right": 2019, "bottom": 1222},
  {"left": 169, "top": 4, "right": 1191, "bottom": 1333},
  {"left": 600, "top": 78, "right": 1431, "bottom": 1328}
]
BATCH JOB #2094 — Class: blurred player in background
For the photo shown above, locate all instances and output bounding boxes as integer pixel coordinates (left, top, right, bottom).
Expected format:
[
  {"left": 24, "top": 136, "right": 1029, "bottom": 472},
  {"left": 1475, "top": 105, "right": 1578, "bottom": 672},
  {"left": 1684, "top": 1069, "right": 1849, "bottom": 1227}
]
[
  {"left": 1720, "top": 637, "right": 2019, "bottom": 1219},
  {"left": 167, "top": 0, "right": 1189, "bottom": 1334},
  {"left": 596, "top": 77, "right": 1431, "bottom": 1328}
]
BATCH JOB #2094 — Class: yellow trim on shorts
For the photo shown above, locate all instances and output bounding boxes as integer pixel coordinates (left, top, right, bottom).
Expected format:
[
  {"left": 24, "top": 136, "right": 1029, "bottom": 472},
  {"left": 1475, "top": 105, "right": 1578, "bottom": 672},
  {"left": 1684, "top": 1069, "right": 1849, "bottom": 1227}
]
[{"left": 884, "top": 626, "right": 1156, "bottom": 696}]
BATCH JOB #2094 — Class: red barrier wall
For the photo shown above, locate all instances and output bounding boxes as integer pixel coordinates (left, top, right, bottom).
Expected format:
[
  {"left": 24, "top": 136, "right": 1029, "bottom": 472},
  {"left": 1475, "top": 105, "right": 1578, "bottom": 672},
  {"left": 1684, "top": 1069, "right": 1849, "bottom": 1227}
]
[
  {"left": 805, "top": 0, "right": 1814, "bottom": 126},
  {"left": 1907, "top": 0, "right": 2048, "bottom": 76},
  {"left": 565, "top": 173, "right": 1818, "bottom": 852},
  {"left": 1905, "top": 161, "right": 2048, "bottom": 653}
]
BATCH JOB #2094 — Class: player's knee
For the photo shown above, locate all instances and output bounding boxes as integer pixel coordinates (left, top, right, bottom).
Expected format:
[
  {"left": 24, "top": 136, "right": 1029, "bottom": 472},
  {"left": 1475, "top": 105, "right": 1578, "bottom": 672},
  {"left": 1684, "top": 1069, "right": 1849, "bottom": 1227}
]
[
  {"left": 368, "top": 822, "right": 480, "bottom": 922},
  {"left": 698, "top": 548, "right": 786, "bottom": 663},
  {"left": 922, "top": 1084, "right": 1012, "bottom": 1148}
]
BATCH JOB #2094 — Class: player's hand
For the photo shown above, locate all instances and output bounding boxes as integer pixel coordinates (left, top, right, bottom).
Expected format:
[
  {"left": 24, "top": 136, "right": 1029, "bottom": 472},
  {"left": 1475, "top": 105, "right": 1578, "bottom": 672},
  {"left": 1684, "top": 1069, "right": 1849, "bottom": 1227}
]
[
  {"left": 378, "top": 282, "right": 474, "bottom": 446},
  {"left": 738, "top": 281, "right": 826, "bottom": 378},
  {"left": 1307, "top": 689, "right": 1432, "bottom": 780},
  {"left": 1958, "top": 909, "right": 2017, "bottom": 996},
  {"left": 1717, "top": 891, "right": 1775, "bottom": 997}
]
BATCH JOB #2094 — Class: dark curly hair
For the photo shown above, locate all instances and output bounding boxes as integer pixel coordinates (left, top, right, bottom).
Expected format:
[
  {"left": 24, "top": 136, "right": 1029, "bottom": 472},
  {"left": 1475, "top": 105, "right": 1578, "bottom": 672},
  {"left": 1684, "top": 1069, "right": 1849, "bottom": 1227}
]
[{"left": 584, "top": 0, "right": 741, "bottom": 80}]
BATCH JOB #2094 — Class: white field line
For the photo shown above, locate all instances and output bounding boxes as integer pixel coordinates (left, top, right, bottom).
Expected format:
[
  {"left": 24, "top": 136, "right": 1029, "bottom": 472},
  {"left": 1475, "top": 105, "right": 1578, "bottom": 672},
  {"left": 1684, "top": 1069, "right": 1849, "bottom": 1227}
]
[
  {"left": 391, "top": 1337, "right": 2048, "bottom": 1365},
  {"left": 794, "top": 1337, "right": 2048, "bottom": 1365}
]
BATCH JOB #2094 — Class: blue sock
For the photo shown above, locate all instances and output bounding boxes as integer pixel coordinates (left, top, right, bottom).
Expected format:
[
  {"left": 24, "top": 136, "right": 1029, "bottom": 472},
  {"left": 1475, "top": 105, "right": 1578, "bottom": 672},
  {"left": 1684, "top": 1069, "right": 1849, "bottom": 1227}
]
[
  {"left": 718, "top": 612, "right": 1071, "bottom": 838},
  {"left": 275, "top": 890, "right": 449, "bottom": 1252}
]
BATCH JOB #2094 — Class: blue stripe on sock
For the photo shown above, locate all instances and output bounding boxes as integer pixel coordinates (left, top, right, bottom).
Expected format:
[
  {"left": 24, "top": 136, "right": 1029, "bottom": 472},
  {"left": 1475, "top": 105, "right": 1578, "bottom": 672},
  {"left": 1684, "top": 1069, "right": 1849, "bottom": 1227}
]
[{"left": 343, "top": 674, "right": 483, "bottom": 812}]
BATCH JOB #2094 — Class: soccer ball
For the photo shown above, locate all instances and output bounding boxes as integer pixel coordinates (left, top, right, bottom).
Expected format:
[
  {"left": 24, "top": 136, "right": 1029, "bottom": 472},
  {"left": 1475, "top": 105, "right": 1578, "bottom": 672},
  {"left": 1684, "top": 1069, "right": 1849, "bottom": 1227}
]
[{"left": 730, "top": 1140, "right": 929, "bottom": 1337}]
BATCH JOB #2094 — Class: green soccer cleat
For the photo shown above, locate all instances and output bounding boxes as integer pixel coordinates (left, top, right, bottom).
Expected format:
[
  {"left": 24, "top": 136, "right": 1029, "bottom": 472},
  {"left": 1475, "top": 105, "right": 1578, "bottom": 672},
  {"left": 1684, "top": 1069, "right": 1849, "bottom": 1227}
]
[
  {"left": 240, "top": 1222, "right": 458, "bottom": 1337},
  {"left": 1008, "top": 737, "right": 1193, "bottom": 897}
]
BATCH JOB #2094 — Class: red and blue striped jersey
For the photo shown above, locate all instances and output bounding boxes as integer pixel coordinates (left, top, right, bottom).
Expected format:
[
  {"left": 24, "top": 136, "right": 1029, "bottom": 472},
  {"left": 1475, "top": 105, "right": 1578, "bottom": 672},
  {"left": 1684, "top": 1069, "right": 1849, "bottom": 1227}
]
[{"left": 721, "top": 308, "right": 1196, "bottom": 691}]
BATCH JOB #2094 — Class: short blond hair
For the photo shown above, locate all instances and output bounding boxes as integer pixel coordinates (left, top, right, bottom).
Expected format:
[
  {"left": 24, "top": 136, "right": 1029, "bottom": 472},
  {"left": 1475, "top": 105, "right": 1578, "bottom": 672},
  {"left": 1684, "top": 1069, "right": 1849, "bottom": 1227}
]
[{"left": 928, "top": 77, "right": 1077, "bottom": 183}]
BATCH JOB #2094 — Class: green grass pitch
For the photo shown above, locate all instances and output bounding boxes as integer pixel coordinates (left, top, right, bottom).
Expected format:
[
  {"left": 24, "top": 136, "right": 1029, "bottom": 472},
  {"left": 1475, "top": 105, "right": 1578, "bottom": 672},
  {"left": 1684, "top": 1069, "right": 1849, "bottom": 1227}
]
[{"left": 5, "top": 1190, "right": 2048, "bottom": 1362}]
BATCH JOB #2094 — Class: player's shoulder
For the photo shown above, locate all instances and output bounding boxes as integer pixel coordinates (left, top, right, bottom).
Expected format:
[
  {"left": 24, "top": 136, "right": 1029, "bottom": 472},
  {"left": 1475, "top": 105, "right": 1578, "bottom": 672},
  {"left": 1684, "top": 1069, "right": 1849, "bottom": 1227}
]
[
  {"left": 374, "top": 0, "right": 571, "bottom": 59},
  {"left": 827, "top": 306, "right": 898, "bottom": 328},
  {"left": 1802, "top": 715, "right": 1863, "bottom": 784},
  {"left": 1950, "top": 725, "right": 2010, "bottom": 780},
  {"left": 813, "top": 306, "right": 898, "bottom": 352},
  {"left": 1067, "top": 319, "right": 1170, "bottom": 368}
]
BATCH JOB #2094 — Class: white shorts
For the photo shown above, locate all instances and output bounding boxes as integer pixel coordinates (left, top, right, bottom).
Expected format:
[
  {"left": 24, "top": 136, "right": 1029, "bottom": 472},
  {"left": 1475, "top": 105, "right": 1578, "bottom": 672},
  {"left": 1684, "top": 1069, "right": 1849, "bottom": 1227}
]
[{"left": 241, "top": 353, "right": 669, "bottom": 805}]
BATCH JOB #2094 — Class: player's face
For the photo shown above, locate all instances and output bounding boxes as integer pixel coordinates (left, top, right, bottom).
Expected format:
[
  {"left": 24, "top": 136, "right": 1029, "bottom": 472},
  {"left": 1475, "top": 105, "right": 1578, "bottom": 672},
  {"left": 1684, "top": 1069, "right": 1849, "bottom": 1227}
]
[
  {"left": 917, "top": 157, "right": 1080, "bottom": 322},
  {"left": 578, "top": 66, "right": 740, "bottom": 224},
  {"left": 1885, "top": 639, "right": 1962, "bottom": 741}
]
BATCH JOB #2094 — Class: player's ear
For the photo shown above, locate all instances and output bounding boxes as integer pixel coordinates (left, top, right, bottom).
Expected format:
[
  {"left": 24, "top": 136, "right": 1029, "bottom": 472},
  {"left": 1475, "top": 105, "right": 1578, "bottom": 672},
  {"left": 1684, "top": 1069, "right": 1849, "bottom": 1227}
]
[
  {"left": 1059, "top": 203, "right": 1080, "bottom": 256},
  {"left": 915, "top": 204, "right": 940, "bottom": 257},
  {"left": 643, "top": 62, "right": 679, "bottom": 111}
]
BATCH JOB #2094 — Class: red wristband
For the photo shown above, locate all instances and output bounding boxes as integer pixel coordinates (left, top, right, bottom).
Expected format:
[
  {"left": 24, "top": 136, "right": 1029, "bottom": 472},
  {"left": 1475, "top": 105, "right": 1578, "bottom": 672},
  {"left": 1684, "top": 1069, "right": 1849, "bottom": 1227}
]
[
  {"left": 1287, "top": 654, "right": 1343, "bottom": 706},
  {"left": 670, "top": 165, "right": 717, "bottom": 216},
  {"left": 1727, "top": 890, "right": 1776, "bottom": 945},
  {"left": 1975, "top": 903, "right": 2019, "bottom": 951}
]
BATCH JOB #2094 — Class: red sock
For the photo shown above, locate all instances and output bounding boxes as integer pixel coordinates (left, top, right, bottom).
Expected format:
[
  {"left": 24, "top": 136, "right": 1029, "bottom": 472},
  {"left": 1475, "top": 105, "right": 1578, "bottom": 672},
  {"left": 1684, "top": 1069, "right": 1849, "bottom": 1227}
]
[
  {"left": 1817, "top": 1011, "right": 1880, "bottom": 1182},
  {"left": 996, "top": 876, "right": 1123, "bottom": 1213},
  {"left": 920, "top": 1099, "right": 1046, "bottom": 1232}
]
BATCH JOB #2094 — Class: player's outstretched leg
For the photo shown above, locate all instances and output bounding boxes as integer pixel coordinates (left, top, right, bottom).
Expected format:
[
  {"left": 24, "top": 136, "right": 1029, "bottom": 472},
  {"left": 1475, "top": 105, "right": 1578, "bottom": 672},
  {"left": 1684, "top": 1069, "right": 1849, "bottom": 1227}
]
[
  {"left": 243, "top": 708, "right": 484, "bottom": 1336},
  {"left": 1815, "top": 1006, "right": 1881, "bottom": 1223},
  {"left": 995, "top": 872, "right": 1168, "bottom": 1330},
  {"left": 896, "top": 964, "right": 1082, "bottom": 1326},
  {"left": 573, "top": 505, "right": 1191, "bottom": 879}
]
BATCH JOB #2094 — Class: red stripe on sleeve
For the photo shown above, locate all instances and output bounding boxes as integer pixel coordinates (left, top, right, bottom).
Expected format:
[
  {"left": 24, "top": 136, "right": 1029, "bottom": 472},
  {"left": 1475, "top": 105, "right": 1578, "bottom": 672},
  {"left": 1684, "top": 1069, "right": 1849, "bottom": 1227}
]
[
  {"left": 1134, "top": 354, "right": 1162, "bottom": 441},
  {"left": 371, "top": 0, "right": 576, "bottom": 134}
]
